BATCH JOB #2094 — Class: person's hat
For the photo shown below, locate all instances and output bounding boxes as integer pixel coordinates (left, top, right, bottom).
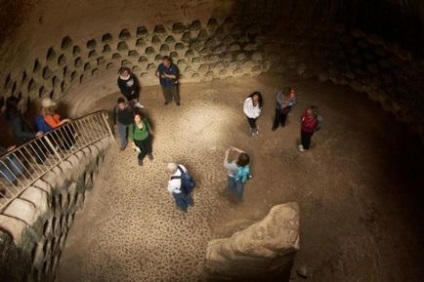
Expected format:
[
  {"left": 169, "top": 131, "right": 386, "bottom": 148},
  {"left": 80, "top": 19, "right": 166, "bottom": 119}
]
[{"left": 41, "top": 97, "right": 57, "bottom": 108}]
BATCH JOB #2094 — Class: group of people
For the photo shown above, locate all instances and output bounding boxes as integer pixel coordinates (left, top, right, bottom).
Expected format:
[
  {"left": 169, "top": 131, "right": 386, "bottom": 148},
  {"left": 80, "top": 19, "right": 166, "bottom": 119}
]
[
  {"left": 0, "top": 95, "right": 76, "bottom": 185},
  {"left": 115, "top": 56, "right": 322, "bottom": 212},
  {"left": 117, "top": 56, "right": 180, "bottom": 109},
  {"left": 243, "top": 87, "right": 322, "bottom": 151},
  {"left": 114, "top": 56, "right": 180, "bottom": 166},
  {"left": 2, "top": 54, "right": 323, "bottom": 213}
]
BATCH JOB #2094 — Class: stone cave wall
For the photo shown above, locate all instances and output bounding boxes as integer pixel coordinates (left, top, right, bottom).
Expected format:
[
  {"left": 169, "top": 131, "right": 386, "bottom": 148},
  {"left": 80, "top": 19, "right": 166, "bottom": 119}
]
[
  {"left": 262, "top": 22, "right": 424, "bottom": 138},
  {"left": 0, "top": 17, "right": 268, "bottom": 115},
  {"left": 0, "top": 0, "right": 422, "bottom": 138},
  {"left": 0, "top": 138, "right": 110, "bottom": 281}
]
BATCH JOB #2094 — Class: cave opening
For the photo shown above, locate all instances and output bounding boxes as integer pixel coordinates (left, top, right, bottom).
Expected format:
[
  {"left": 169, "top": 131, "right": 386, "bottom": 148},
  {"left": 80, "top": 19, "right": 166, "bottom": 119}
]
[{"left": 0, "top": 1, "right": 423, "bottom": 281}]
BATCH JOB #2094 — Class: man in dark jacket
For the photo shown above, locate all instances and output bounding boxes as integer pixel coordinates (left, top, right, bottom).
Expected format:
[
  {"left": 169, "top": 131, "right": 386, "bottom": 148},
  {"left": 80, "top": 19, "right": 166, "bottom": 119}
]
[
  {"left": 5, "top": 96, "right": 46, "bottom": 164},
  {"left": 117, "top": 67, "right": 143, "bottom": 109},
  {"left": 155, "top": 56, "right": 180, "bottom": 106},
  {"left": 113, "top": 97, "right": 134, "bottom": 151}
]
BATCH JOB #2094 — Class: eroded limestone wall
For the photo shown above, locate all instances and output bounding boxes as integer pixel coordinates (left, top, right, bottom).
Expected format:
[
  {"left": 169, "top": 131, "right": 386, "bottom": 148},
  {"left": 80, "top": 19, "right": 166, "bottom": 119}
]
[
  {"left": 0, "top": 138, "right": 110, "bottom": 281},
  {"left": 0, "top": 17, "right": 268, "bottom": 115},
  {"left": 261, "top": 23, "right": 424, "bottom": 138},
  {"left": 0, "top": 0, "right": 423, "bottom": 138},
  {"left": 205, "top": 202, "right": 300, "bottom": 281}
]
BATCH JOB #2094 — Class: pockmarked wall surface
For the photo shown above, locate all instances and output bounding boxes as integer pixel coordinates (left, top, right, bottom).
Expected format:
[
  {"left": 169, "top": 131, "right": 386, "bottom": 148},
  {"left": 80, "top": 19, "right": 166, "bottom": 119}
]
[
  {"left": 0, "top": 138, "right": 110, "bottom": 281},
  {"left": 0, "top": 0, "right": 423, "bottom": 140}
]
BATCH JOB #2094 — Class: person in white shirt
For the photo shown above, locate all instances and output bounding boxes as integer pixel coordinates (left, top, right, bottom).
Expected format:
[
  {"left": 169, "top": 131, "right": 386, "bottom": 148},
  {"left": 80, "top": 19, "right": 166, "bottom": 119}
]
[
  {"left": 243, "top": 91, "right": 263, "bottom": 136},
  {"left": 167, "top": 162, "right": 193, "bottom": 212}
]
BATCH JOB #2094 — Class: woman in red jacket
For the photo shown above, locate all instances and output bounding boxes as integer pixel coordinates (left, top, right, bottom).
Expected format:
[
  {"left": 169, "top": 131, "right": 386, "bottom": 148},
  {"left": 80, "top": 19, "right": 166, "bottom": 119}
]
[{"left": 299, "top": 106, "right": 320, "bottom": 152}]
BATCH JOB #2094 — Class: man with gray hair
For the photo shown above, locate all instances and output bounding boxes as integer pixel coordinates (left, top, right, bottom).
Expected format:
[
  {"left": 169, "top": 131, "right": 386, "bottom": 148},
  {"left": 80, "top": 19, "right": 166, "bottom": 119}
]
[{"left": 167, "top": 162, "right": 194, "bottom": 212}]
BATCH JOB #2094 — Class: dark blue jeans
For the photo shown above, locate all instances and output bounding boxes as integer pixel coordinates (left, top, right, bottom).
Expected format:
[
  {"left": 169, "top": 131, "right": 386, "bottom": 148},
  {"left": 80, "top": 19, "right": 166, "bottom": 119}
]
[
  {"left": 0, "top": 154, "right": 24, "bottom": 183},
  {"left": 301, "top": 130, "right": 314, "bottom": 150},
  {"left": 117, "top": 122, "right": 129, "bottom": 149},
  {"left": 173, "top": 192, "right": 193, "bottom": 211},
  {"left": 227, "top": 176, "right": 244, "bottom": 200}
]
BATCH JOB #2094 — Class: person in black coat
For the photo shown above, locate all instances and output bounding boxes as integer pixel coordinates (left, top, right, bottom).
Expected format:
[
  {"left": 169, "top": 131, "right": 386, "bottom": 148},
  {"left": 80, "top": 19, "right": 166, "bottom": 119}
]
[
  {"left": 117, "top": 67, "right": 144, "bottom": 109},
  {"left": 5, "top": 96, "right": 46, "bottom": 164}
]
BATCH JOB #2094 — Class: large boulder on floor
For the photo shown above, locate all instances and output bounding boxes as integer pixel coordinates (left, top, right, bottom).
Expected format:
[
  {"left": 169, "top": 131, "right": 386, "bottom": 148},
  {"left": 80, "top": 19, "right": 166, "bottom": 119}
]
[{"left": 205, "top": 202, "right": 300, "bottom": 281}]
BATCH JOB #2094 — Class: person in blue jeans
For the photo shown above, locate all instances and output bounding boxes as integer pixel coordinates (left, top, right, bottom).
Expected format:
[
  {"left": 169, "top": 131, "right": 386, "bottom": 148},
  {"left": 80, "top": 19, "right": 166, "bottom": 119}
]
[
  {"left": 155, "top": 56, "right": 180, "bottom": 106},
  {"left": 0, "top": 145, "right": 24, "bottom": 184},
  {"left": 167, "top": 163, "right": 193, "bottom": 212},
  {"left": 113, "top": 97, "right": 134, "bottom": 151},
  {"left": 223, "top": 146, "right": 250, "bottom": 201}
]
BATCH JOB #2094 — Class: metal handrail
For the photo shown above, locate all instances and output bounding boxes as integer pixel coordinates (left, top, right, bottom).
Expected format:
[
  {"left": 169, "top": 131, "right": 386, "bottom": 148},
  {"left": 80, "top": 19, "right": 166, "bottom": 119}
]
[{"left": 0, "top": 110, "right": 114, "bottom": 212}]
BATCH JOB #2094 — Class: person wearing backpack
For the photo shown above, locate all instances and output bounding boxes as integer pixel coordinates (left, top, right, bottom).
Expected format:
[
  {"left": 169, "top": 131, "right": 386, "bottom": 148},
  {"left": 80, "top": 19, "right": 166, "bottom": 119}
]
[
  {"left": 128, "top": 112, "right": 154, "bottom": 166},
  {"left": 223, "top": 147, "right": 250, "bottom": 201},
  {"left": 272, "top": 86, "right": 296, "bottom": 131},
  {"left": 167, "top": 163, "right": 195, "bottom": 212},
  {"left": 298, "top": 106, "right": 321, "bottom": 152}
]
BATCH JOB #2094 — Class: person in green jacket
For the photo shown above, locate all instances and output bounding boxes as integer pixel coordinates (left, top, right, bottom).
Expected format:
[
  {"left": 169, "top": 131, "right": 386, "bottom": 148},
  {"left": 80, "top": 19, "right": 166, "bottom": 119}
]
[{"left": 129, "top": 112, "right": 154, "bottom": 166}]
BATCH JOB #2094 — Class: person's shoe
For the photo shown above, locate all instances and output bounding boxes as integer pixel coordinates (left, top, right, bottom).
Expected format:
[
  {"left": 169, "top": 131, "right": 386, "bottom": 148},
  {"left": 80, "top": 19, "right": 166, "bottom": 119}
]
[
  {"left": 176, "top": 102, "right": 181, "bottom": 106},
  {"left": 298, "top": 144, "right": 305, "bottom": 152},
  {"left": 255, "top": 125, "right": 259, "bottom": 135},
  {"left": 147, "top": 154, "right": 154, "bottom": 161},
  {"left": 134, "top": 102, "right": 144, "bottom": 108},
  {"left": 164, "top": 101, "right": 169, "bottom": 105},
  {"left": 181, "top": 208, "right": 188, "bottom": 213},
  {"left": 272, "top": 126, "right": 278, "bottom": 131},
  {"left": 138, "top": 159, "right": 144, "bottom": 166}
]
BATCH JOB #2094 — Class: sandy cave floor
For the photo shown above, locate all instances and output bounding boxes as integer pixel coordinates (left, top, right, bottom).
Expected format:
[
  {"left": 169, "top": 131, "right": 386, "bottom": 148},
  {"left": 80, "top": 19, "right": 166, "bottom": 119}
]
[{"left": 55, "top": 74, "right": 424, "bottom": 282}]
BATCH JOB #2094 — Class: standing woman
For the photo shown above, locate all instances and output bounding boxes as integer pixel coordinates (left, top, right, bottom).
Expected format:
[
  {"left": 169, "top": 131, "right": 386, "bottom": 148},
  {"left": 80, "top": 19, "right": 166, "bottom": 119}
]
[
  {"left": 243, "top": 91, "right": 263, "bottom": 136},
  {"left": 272, "top": 86, "right": 296, "bottom": 130},
  {"left": 223, "top": 146, "right": 250, "bottom": 201},
  {"left": 298, "top": 106, "right": 319, "bottom": 152},
  {"left": 129, "top": 112, "right": 154, "bottom": 166}
]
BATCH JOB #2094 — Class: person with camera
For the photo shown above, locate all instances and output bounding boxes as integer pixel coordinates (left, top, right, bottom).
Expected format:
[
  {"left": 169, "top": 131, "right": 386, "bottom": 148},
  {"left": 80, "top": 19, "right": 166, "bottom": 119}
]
[{"left": 155, "top": 56, "right": 180, "bottom": 106}]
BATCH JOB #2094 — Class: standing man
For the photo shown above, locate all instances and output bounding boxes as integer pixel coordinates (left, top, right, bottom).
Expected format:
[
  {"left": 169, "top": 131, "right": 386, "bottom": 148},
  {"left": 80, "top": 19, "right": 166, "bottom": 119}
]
[
  {"left": 166, "top": 163, "right": 194, "bottom": 212},
  {"left": 117, "top": 67, "right": 144, "bottom": 109},
  {"left": 113, "top": 97, "right": 134, "bottom": 151},
  {"left": 155, "top": 56, "right": 180, "bottom": 106}
]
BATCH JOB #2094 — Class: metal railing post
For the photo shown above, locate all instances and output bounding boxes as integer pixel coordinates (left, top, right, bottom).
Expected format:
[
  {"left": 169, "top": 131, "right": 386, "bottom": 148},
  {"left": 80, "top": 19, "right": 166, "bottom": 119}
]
[
  {"left": 102, "top": 112, "right": 115, "bottom": 141},
  {"left": 44, "top": 135, "right": 63, "bottom": 161},
  {"left": 0, "top": 110, "right": 113, "bottom": 212}
]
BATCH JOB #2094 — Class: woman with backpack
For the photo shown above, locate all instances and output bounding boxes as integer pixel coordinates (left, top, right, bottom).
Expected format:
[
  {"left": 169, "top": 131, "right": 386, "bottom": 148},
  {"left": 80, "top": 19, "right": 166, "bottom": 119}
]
[
  {"left": 298, "top": 105, "right": 321, "bottom": 152},
  {"left": 272, "top": 86, "right": 296, "bottom": 130},
  {"left": 243, "top": 91, "right": 263, "bottom": 136},
  {"left": 223, "top": 146, "right": 250, "bottom": 201},
  {"left": 129, "top": 112, "right": 154, "bottom": 166}
]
